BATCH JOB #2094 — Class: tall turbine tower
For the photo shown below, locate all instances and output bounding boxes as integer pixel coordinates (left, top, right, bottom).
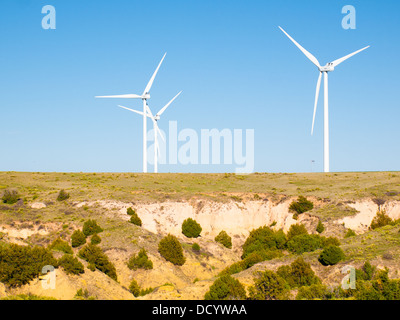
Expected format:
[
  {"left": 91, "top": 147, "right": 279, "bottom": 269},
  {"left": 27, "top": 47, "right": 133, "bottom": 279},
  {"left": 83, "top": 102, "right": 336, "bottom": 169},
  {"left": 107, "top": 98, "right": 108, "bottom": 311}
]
[
  {"left": 118, "top": 91, "right": 182, "bottom": 173},
  {"left": 279, "top": 26, "right": 369, "bottom": 173},
  {"left": 95, "top": 53, "right": 167, "bottom": 173}
]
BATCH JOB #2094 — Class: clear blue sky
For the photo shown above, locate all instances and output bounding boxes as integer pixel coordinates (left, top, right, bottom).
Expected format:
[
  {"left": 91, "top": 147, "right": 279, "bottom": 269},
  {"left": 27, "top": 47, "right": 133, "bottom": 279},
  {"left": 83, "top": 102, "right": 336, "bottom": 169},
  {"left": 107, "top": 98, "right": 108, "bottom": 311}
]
[{"left": 0, "top": 0, "right": 399, "bottom": 173}]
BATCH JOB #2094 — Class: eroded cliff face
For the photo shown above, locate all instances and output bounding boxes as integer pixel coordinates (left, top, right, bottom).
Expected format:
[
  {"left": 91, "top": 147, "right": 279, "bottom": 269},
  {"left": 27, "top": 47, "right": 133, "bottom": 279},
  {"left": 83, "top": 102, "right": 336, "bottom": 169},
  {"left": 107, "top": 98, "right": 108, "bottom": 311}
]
[
  {"left": 75, "top": 198, "right": 400, "bottom": 241},
  {"left": 337, "top": 200, "right": 400, "bottom": 232}
]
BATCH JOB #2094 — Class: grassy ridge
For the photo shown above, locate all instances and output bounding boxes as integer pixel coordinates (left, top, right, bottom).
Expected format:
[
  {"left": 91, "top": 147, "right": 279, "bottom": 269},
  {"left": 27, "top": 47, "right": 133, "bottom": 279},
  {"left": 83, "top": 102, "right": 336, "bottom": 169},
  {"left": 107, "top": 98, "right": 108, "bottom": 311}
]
[{"left": 0, "top": 171, "right": 399, "bottom": 203}]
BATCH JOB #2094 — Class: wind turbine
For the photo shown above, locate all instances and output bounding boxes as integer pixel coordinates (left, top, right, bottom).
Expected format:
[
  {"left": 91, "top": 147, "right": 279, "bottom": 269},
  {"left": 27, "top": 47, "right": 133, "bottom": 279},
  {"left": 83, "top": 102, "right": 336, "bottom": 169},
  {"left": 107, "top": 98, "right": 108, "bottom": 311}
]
[
  {"left": 118, "top": 91, "right": 182, "bottom": 173},
  {"left": 279, "top": 26, "right": 369, "bottom": 173},
  {"left": 95, "top": 53, "right": 167, "bottom": 173}
]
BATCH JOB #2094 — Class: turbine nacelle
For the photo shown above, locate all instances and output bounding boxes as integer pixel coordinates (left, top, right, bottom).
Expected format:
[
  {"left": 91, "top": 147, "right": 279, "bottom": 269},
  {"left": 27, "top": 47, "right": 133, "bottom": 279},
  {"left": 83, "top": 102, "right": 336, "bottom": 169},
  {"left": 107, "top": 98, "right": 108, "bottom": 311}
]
[
  {"left": 142, "top": 93, "right": 151, "bottom": 100},
  {"left": 319, "top": 63, "right": 335, "bottom": 73}
]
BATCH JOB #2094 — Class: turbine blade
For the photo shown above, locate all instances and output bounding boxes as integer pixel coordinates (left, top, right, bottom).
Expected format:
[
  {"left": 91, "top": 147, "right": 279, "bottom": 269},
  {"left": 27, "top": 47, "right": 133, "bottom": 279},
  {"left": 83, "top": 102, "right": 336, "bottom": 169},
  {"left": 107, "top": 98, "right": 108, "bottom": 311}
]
[
  {"left": 95, "top": 94, "right": 142, "bottom": 99},
  {"left": 278, "top": 26, "right": 321, "bottom": 68},
  {"left": 145, "top": 104, "right": 165, "bottom": 142},
  {"left": 155, "top": 137, "right": 161, "bottom": 157},
  {"left": 145, "top": 103, "right": 155, "bottom": 119},
  {"left": 156, "top": 91, "right": 182, "bottom": 117},
  {"left": 118, "top": 105, "right": 145, "bottom": 116},
  {"left": 311, "top": 72, "right": 322, "bottom": 135},
  {"left": 156, "top": 123, "right": 165, "bottom": 142},
  {"left": 143, "top": 53, "right": 167, "bottom": 95},
  {"left": 330, "top": 46, "right": 370, "bottom": 67}
]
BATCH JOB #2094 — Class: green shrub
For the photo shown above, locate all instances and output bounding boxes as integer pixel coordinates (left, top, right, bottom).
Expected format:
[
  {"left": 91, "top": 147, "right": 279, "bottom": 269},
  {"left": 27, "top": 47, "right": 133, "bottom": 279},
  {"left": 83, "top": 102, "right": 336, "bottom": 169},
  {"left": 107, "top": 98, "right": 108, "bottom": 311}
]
[
  {"left": 345, "top": 229, "right": 356, "bottom": 238},
  {"left": 57, "top": 255, "right": 84, "bottom": 275},
  {"left": 181, "top": 218, "right": 202, "bottom": 238},
  {"left": 127, "top": 248, "right": 153, "bottom": 271},
  {"left": 286, "top": 234, "right": 322, "bottom": 254},
  {"left": 129, "top": 213, "right": 142, "bottom": 227},
  {"left": 158, "top": 234, "right": 186, "bottom": 266},
  {"left": 296, "top": 284, "right": 332, "bottom": 300},
  {"left": 48, "top": 238, "right": 73, "bottom": 254},
  {"left": 2, "top": 189, "right": 20, "bottom": 204},
  {"left": 287, "top": 224, "right": 308, "bottom": 240},
  {"left": 320, "top": 236, "right": 341, "bottom": 247},
  {"left": 192, "top": 243, "right": 200, "bottom": 252},
  {"left": 316, "top": 221, "right": 325, "bottom": 234},
  {"left": 56, "top": 189, "right": 70, "bottom": 202},
  {"left": 249, "top": 270, "right": 290, "bottom": 300},
  {"left": 90, "top": 233, "right": 101, "bottom": 245},
  {"left": 289, "top": 196, "right": 314, "bottom": 216},
  {"left": 74, "top": 288, "right": 95, "bottom": 300},
  {"left": 82, "top": 220, "right": 103, "bottom": 237},
  {"left": 129, "top": 278, "right": 153, "bottom": 297},
  {"left": 220, "top": 250, "right": 284, "bottom": 278},
  {"left": 370, "top": 210, "right": 394, "bottom": 230},
  {"left": 204, "top": 275, "right": 247, "bottom": 300},
  {"left": 355, "top": 261, "right": 376, "bottom": 281},
  {"left": 78, "top": 244, "right": 117, "bottom": 281},
  {"left": 318, "top": 245, "right": 345, "bottom": 266},
  {"left": 0, "top": 244, "right": 57, "bottom": 287},
  {"left": 276, "top": 257, "right": 321, "bottom": 288},
  {"left": 215, "top": 231, "right": 232, "bottom": 249},
  {"left": 241, "top": 226, "right": 286, "bottom": 259},
  {"left": 71, "top": 230, "right": 86, "bottom": 248},
  {"left": 127, "top": 207, "right": 136, "bottom": 216},
  {"left": 129, "top": 279, "right": 140, "bottom": 297}
]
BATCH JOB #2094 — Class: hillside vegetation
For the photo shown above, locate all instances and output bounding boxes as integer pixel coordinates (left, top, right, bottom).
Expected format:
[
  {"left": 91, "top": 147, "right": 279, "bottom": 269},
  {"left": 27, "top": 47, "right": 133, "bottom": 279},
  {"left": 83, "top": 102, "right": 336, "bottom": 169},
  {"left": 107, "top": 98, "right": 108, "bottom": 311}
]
[{"left": 0, "top": 171, "right": 400, "bottom": 300}]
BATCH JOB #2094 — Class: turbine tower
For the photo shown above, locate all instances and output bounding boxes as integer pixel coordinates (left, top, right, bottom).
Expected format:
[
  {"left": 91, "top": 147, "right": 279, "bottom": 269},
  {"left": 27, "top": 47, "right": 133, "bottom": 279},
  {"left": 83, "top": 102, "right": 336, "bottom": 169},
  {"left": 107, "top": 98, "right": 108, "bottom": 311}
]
[
  {"left": 95, "top": 53, "right": 167, "bottom": 173},
  {"left": 279, "top": 26, "right": 369, "bottom": 173},
  {"left": 118, "top": 91, "right": 182, "bottom": 173}
]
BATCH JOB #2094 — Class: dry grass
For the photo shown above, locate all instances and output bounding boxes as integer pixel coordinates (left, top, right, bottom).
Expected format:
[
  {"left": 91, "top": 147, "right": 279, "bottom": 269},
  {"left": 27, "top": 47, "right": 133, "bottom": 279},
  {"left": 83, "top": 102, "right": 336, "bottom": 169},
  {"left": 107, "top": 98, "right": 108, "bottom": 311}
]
[{"left": 1, "top": 171, "right": 400, "bottom": 203}]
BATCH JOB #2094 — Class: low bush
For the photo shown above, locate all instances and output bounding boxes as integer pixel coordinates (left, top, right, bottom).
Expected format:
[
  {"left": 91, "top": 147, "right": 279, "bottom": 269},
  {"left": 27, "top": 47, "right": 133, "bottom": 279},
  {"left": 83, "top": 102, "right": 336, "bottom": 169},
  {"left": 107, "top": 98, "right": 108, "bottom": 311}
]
[
  {"left": 286, "top": 234, "right": 322, "bottom": 254},
  {"left": 78, "top": 244, "right": 117, "bottom": 281},
  {"left": 370, "top": 210, "right": 394, "bottom": 230},
  {"left": 127, "top": 248, "right": 153, "bottom": 271},
  {"left": 127, "top": 207, "right": 136, "bottom": 216},
  {"left": 219, "top": 250, "right": 282, "bottom": 277},
  {"left": 289, "top": 196, "right": 314, "bottom": 217},
  {"left": 248, "top": 270, "right": 290, "bottom": 300},
  {"left": 318, "top": 245, "right": 345, "bottom": 266},
  {"left": 90, "top": 233, "right": 101, "bottom": 245},
  {"left": 316, "top": 221, "right": 325, "bottom": 234},
  {"left": 242, "top": 226, "right": 286, "bottom": 259},
  {"left": 296, "top": 284, "right": 332, "bottom": 300},
  {"left": 71, "top": 230, "right": 86, "bottom": 248},
  {"left": 215, "top": 231, "right": 232, "bottom": 249},
  {"left": 129, "top": 213, "right": 142, "bottom": 227},
  {"left": 276, "top": 258, "right": 321, "bottom": 288},
  {"left": 345, "top": 229, "right": 356, "bottom": 238},
  {"left": 204, "top": 275, "right": 247, "bottom": 300},
  {"left": 0, "top": 244, "right": 57, "bottom": 287},
  {"left": 2, "top": 189, "right": 20, "bottom": 205},
  {"left": 129, "top": 278, "right": 153, "bottom": 297},
  {"left": 191, "top": 243, "right": 200, "bottom": 252},
  {"left": 158, "top": 234, "right": 186, "bottom": 266},
  {"left": 287, "top": 224, "right": 308, "bottom": 240},
  {"left": 57, "top": 254, "right": 84, "bottom": 275},
  {"left": 82, "top": 220, "right": 103, "bottom": 237},
  {"left": 56, "top": 189, "right": 70, "bottom": 202},
  {"left": 48, "top": 238, "right": 73, "bottom": 254},
  {"left": 182, "top": 218, "right": 202, "bottom": 238}
]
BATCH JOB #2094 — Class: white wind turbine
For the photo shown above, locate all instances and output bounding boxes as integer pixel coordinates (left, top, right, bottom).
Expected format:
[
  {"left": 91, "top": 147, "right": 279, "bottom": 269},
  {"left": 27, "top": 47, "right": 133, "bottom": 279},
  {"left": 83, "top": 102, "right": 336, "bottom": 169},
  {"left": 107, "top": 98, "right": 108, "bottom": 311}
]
[
  {"left": 95, "top": 53, "right": 167, "bottom": 173},
  {"left": 118, "top": 91, "right": 182, "bottom": 173},
  {"left": 279, "top": 26, "right": 369, "bottom": 173}
]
